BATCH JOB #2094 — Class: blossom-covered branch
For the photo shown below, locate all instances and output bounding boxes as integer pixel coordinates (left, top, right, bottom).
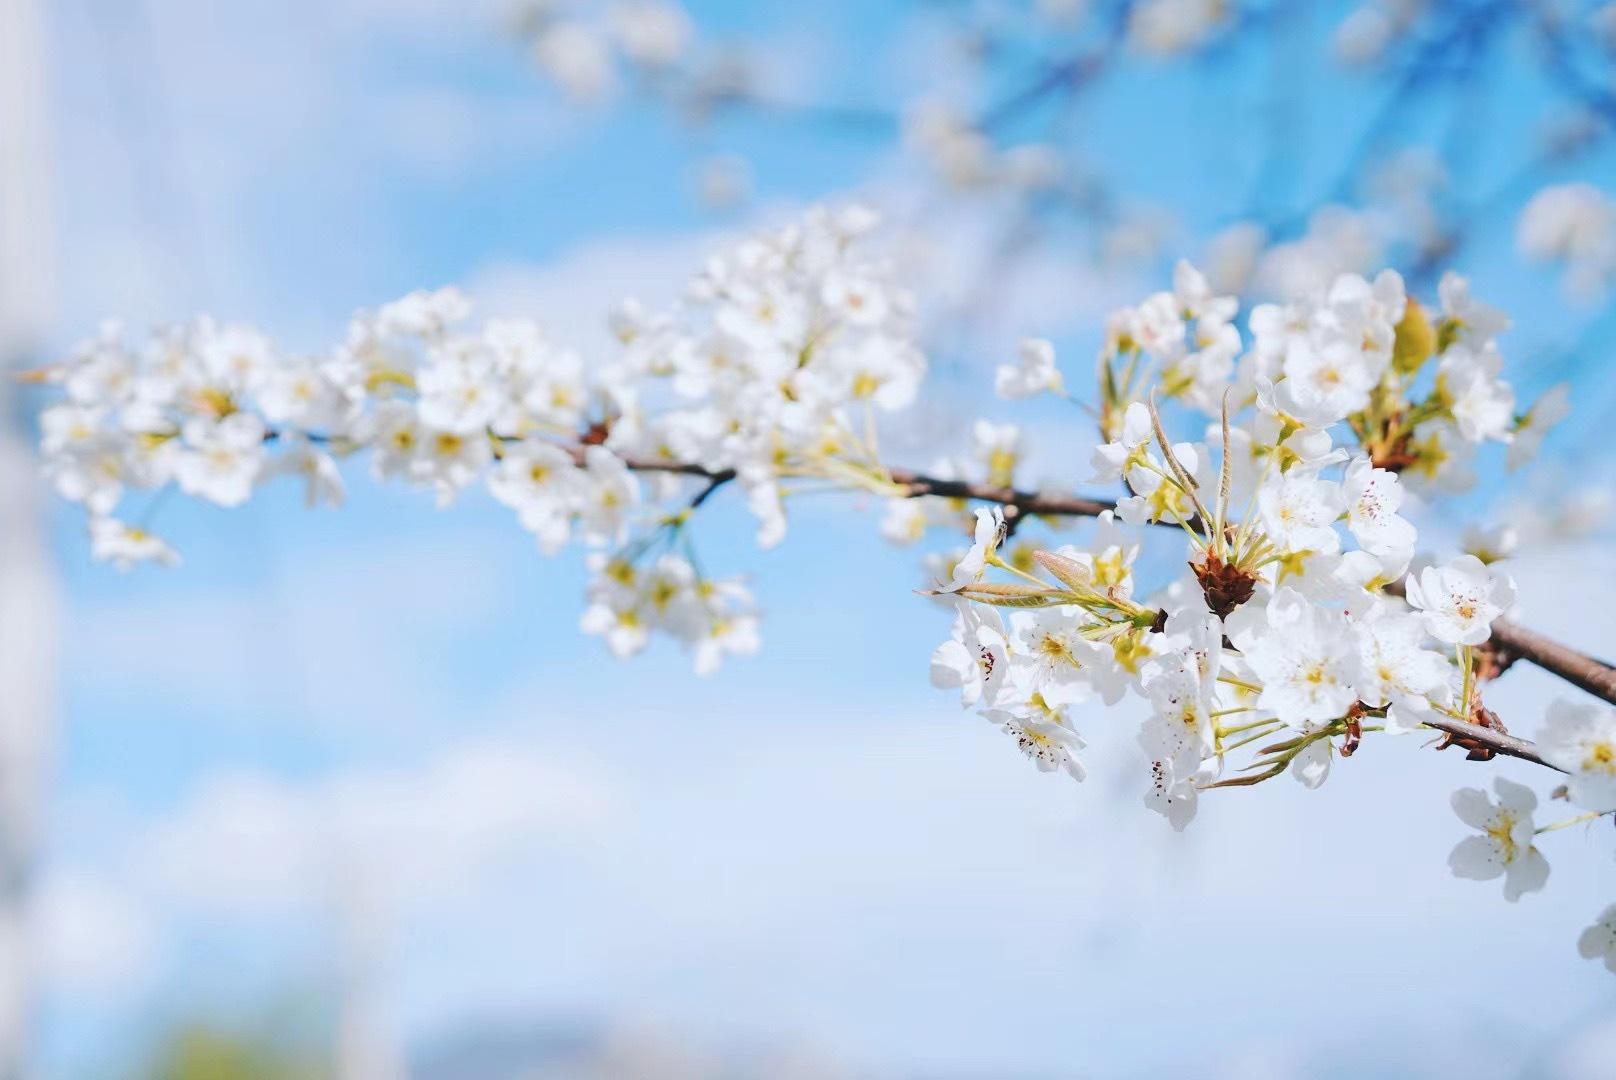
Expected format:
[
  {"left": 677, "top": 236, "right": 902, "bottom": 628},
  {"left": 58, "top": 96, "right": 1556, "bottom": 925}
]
[
  {"left": 612, "top": 450, "right": 1616, "bottom": 718},
  {"left": 298, "top": 416, "right": 1616, "bottom": 727},
  {"left": 28, "top": 204, "right": 1616, "bottom": 976}
]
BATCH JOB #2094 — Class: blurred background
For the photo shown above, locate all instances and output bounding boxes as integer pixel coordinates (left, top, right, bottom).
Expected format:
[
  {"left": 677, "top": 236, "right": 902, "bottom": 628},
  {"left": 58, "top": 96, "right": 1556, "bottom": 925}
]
[{"left": 4, "top": 0, "right": 1616, "bottom": 1076}]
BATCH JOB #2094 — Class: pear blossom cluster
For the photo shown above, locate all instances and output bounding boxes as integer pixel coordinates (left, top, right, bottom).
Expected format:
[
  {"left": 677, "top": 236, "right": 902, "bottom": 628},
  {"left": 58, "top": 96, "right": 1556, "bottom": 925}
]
[
  {"left": 931, "top": 261, "right": 1543, "bottom": 819},
  {"left": 593, "top": 203, "right": 924, "bottom": 551},
  {"left": 928, "top": 499, "right": 1513, "bottom": 830},
  {"left": 36, "top": 206, "right": 920, "bottom": 674},
  {"left": 1093, "top": 260, "right": 1532, "bottom": 496},
  {"left": 581, "top": 552, "right": 760, "bottom": 676},
  {"left": 37, "top": 292, "right": 627, "bottom": 534},
  {"left": 925, "top": 261, "right": 1616, "bottom": 970}
]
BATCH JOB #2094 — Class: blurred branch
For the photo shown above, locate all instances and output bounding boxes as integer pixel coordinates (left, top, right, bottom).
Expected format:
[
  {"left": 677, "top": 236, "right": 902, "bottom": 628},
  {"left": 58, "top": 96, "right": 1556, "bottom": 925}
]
[
  {"left": 976, "top": 0, "right": 1131, "bottom": 132},
  {"left": 694, "top": 92, "right": 899, "bottom": 134},
  {"left": 1534, "top": 10, "right": 1616, "bottom": 130}
]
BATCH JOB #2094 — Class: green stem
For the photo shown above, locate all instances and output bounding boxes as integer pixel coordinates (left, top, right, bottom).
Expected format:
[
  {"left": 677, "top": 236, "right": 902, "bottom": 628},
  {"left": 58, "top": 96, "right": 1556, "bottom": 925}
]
[
  {"left": 1220, "top": 723, "right": 1285, "bottom": 753},
  {"left": 1535, "top": 810, "right": 1612, "bottom": 836}
]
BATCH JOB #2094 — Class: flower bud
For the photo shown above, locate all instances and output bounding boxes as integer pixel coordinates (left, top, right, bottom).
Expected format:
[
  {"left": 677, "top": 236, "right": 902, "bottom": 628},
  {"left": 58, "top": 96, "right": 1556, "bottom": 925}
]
[{"left": 1393, "top": 297, "right": 1436, "bottom": 375}]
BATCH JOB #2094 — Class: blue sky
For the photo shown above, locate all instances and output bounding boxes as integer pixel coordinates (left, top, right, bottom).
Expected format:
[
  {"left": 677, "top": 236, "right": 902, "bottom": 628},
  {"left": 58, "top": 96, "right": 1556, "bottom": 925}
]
[{"left": 27, "top": 1, "right": 1616, "bottom": 1076}]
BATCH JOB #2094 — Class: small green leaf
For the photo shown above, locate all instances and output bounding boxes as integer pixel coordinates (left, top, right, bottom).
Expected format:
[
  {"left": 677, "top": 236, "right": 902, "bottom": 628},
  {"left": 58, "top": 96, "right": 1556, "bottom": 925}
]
[{"left": 951, "top": 582, "right": 1060, "bottom": 608}]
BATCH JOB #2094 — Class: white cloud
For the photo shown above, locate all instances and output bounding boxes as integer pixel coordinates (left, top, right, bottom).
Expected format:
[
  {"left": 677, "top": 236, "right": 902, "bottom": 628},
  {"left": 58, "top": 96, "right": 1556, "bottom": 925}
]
[
  {"left": 1553, "top": 1015, "right": 1616, "bottom": 1080},
  {"left": 67, "top": 526, "right": 515, "bottom": 733},
  {"left": 47, "top": 0, "right": 575, "bottom": 339},
  {"left": 140, "top": 771, "right": 325, "bottom": 915},
  {"left": 136, "top": 735, "right": 620, "bottom": 917},
  {"left": 33, "top": 868, "right": 159, "bottom": 1000},
  {"left": 330, "top": 0, "right": 508, "bottom": 36}
]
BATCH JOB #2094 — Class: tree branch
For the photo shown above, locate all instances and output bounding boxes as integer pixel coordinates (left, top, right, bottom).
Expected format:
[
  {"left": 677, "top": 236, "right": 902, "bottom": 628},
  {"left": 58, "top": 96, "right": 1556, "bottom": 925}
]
[
  {"left": 869, "top": 463, "right": 1589, "bottom": 770},
  {"left": 1488, "top": 619, "right": 1616, "bottom": 708},
  {"left": 1417, "top": 712, "right": 1563, "bottom": 773},
  {"left": 589, "top": 456, "right": 1122, "bottom": 519},
  {"left": 882, "top": 469, "right": 1120, "bottom": 520},
  {"left": 307, "top": 434, "right": 1616, "bottom": 723}
]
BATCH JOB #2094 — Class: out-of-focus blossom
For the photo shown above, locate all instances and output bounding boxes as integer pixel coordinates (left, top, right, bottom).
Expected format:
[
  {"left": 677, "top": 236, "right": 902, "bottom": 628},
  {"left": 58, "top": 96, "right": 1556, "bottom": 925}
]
[{"left": 1518, "top": 184, "right": 1616, "bottom": 301}]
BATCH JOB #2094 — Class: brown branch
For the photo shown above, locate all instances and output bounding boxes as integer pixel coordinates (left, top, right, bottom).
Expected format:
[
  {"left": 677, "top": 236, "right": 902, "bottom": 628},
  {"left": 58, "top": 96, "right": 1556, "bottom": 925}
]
[
  {"left": 594, "top": 455, "right": 1123, "bottom": 519},
  {"left": 864, "top": 467, "right": 1616, "bottom": 754},
  {"left": 597, "top": 453, "right": 734, "bottom": 482},
  {"left": 882, "top": 469, "right": 1119, "bottom": 521},
  {"left": 1488, "top": 619, "right": 1616, "bottom": 707},
  {"left": 1379, "top": 581, "right": 1616, "bottom": 710},
  {"left": 1417, "top": 712, "right": 1563, "bottom": 772},
  {"left": 307, "top": 433, "right": 1616, "bottom": 724},
  {"left": 684, "top": 470, "right": 735, "bottom": 511},
  {"left": 619, "top": 453, "right": 1616, "bottom": 710}
]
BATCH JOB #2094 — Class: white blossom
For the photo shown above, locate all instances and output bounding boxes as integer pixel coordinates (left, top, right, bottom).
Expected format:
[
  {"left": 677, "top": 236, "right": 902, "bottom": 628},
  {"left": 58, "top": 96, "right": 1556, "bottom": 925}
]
[
  {"left": 607, "top": 1, "right": 692, "bottom": 68},
  {"left": 971, "top": 422, "right": 1022, "bottom": 487},
  {"left": 88, "top": 517, "right": 179, "bottom": 570},
  {"left": 981, "top": 666, "right": 1088, "bottom": 780},
  {"left": 1007, "top": 607, "right": 1107, "bottom": 706},
  {"left": 487, "top": 442, "right": 582, "bottom": 553},
  {"left": 1258, "top": 471, "right": 1346, "bottom": 556},
  {"left": 1349, "top": 604, "right": 1451, "bottom": 728},
  {"left": 1507, "top": 384, "right": 1570, "bottom": 470},
  {"left": 416, "top": 344, "right": 504, "bottom": 435},
  {"left": 575, "top": 447, "right": 640, "bottom": 546},
  {"left": 1577, "top": 903, "right": 1616, "bottom": 975},
  {"left": 930, "top": 603, "right": 1008, "bottom": 709},
  {"left": 1518, "top": 183, "right": 1616, "bottom": 300},
  {"left": 1404, "top": 555, "right": 1515, "bottom": 646},
  {"left": 1448, "top": 778, "right": 1550, "bottom": 901},
  {"left": 1537, "top": 699, "right": 1616, "bottom": 812},
  {"left": 1241, "top": 589, "right": 1357, "bottom": 728},
  {"left": 1461, "top": 523, "right": 1518, "bottom": 565},
  {"left": 880, "top": 499, "right": 929, "bottom": 545},
  {"left": 416, "top": 426, "right": 492, "bottom": 507},
  {"left": 999, "top": 715, "right": 1088, "bottom": 780},
  {"left": 1437, "top": 272, "right": 1509, "bottom": 349},
  {"left": 173, "top": 414, "right": 266, "bottom": 508},
  {"left": 269, "top": 436, "right": 345, "bottom": 509},
  {"left": 1139, "top": 662, "right": 1219, "bottom": 829},
  {"left": 1343, "top": 456, "right": 1415, "bottom": 556},
  {"left": 1090, "top": 401, "right": 1154, "bottom": 483},
  {"left": 995, "top": 338, "right": 1064, "bottom": 400},
  {"left": 949, "top": 507, "right": 1005, "bottom": 587},
  {"left": 533, "top": 21, "right": 616, "bottom": 101},
  {"left": 1438, "top": 345, "right": 1515, "bottom": 444}
]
